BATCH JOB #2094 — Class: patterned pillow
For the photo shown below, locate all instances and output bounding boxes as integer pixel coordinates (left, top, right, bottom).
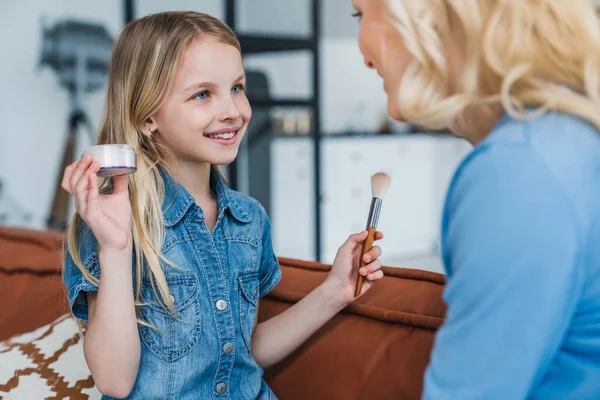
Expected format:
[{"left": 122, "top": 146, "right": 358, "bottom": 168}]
[{"left": 0, "top": 314, "right": 100, "bottom": 399}]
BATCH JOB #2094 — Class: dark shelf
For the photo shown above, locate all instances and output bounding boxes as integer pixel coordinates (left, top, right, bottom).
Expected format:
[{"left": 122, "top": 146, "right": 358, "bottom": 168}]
[
  {"left": 226, "top": 0, "right": 323, "bottom": 262},
  {"left": 124, "top": 0, "right": 134, "bottom": 25},
  {"left": 263, "top": 130, "right": 455, "bottom": 140},
  {"left": 249, "top": 98, "right": 315, "bottom": 107},
  {"left": 324, "top": 129, "right": 455, "bottom": 137},
  {"left": 238, "top": 35, "right": 314, "bottom": 54}
]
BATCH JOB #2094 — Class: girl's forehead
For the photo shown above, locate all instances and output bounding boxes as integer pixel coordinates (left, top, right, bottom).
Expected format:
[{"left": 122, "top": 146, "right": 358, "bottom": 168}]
[{"left": 175, "top": 39, "right": 243, "bottom": 87}]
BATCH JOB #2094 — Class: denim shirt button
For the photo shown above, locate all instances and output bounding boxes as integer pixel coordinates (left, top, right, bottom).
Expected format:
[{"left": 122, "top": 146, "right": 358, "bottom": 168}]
[
  {"left": 223, "top": 343, "right": 233, "bottom": 354},
  {"left": 216, "top": 383, "right": 227, "bottom": 394},
  {"left": 216, "top": 299, "right": 228, "bottom": 311}
]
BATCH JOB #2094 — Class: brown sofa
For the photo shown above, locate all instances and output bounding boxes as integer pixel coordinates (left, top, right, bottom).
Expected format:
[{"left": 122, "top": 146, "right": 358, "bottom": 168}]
[{"left": 0, "top": 226, "right": 446, "bottom": 399}]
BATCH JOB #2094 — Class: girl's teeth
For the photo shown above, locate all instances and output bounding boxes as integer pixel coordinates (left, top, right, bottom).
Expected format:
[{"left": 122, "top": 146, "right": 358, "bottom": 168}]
[{"left": 212, "top": 132, "right": 235, "bottom": 139}]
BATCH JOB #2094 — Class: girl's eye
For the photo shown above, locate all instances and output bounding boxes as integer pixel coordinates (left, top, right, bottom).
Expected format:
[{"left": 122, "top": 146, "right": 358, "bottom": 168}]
[
  {"left": 352, "top": 11, "right": 362, "bottom": 21},
  {"left": 193, "top": 91, "right": 209, "bottom": 100},
  {"left": 232, "top": 84, "right": 244, "bottom": 94}
]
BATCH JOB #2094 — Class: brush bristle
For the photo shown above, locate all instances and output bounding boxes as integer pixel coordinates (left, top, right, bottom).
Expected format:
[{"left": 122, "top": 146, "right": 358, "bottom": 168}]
[{"left": 371, "top": 172, "right": 391, "bottom": 198}]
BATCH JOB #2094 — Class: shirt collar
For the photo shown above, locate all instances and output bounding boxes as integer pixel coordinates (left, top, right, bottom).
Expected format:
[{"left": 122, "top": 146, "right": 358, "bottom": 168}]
[{"left": 160, "top": 167, "right": 251, "bottom": 227}]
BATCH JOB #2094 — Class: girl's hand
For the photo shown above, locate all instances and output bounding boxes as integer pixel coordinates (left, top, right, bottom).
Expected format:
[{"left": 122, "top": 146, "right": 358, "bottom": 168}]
[
  {"left": 323, "top": 230, "right": 384, "bottom": 307},
  {"left": 62, "top": 153, "right": 132, "bottom": 252}
]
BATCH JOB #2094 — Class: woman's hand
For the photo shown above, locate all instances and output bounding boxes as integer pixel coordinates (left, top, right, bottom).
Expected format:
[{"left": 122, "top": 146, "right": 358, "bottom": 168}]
[
  {"left": 62, "top": 153, "right": 132, "bottom": 252},
  {"left": 323, "top": 230, "right": 384, "bottom": 307}
]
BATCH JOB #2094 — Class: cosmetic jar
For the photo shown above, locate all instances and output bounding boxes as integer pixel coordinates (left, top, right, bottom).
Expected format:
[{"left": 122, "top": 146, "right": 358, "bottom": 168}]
[{"left": 81, "top": 144, "right": 137, "bottom": 177}]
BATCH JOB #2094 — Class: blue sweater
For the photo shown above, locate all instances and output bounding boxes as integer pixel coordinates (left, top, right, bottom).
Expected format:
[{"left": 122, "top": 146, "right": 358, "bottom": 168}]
[{"left": 422, "top": 112, "right": 600, "bottom": 399}]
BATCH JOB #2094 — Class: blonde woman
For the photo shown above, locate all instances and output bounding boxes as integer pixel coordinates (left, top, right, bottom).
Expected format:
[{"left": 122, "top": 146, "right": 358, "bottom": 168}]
[
  {"left": 352, "top": 0, "right": 600, "bottom": 398},
  {"left": 61, "top": 11, "right": 384, "bottom": 399}
]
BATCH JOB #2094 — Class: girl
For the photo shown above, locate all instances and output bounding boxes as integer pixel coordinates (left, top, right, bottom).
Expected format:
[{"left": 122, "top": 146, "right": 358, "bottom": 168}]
[
  {"left": 62, "top": 11, "right": 384, "bottom": 400},
  {"left": 352, "top": 0, "right": 600, "bottom": 399}
]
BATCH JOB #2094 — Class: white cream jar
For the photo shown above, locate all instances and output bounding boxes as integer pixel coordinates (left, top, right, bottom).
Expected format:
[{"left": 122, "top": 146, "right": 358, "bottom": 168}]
[{"left": 81, "top": 144, "right": 137, "bottom": 177}]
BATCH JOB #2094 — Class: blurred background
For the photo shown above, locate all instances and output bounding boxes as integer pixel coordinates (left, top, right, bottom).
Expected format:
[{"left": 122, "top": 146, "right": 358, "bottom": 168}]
[{"left": 0, "top": 0, "right": 480, "bottom": 274}]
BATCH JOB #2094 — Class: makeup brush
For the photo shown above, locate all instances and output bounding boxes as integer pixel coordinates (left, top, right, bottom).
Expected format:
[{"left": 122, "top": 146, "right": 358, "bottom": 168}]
[{"left": 355, "top": 172, "right": 391, "bottom": 297}]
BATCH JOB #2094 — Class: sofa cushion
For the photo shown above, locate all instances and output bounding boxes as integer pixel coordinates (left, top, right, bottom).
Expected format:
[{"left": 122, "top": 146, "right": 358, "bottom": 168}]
[
  {"left": 0, "top": 226, "right": 63, "bottom": 273},
  {"left": 259, "top": 258, "right": 447, "bottom": 400},
  {"left": 0, "top": 314, "right": 100, "bottom": 399},
  {"left": 0, "top": 227, "right": 68, "bottom": 341},
  {"left": 0, "top": 226, "right": 447, "bottom": 400}
]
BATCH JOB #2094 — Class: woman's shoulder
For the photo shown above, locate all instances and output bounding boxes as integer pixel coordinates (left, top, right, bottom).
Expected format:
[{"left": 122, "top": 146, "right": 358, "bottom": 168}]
[
  {"left": 445, "top": 111, "right": 600, "bottom": 238},
  {"left": 481, "top": 111, "right": 600, "bottom": 168},
  {"left": 441, "top": 112, "right": 600, "bottom": 279},
  {"left": 472, "top": 112, "right": 600, "bottom": 202}
]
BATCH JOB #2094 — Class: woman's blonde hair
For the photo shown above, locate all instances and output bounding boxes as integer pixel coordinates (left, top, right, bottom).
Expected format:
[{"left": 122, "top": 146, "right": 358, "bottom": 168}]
[
  {"left": 383, "top": 0, "right": 600, "bottom": 133},
  {"left": 65, "top": 11, "right": 240, "bottom": 317}
]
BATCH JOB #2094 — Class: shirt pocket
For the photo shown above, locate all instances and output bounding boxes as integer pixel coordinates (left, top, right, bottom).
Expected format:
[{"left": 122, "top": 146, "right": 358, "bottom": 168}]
[
  {"left": 224, "top": 233, "right": 260, "bottom": 272},
  {"left": 138, "top": 274, "right": 201, "bottom": 363},
  {"left": 238, "top": 270, "right": 259, "bottom": 353}
]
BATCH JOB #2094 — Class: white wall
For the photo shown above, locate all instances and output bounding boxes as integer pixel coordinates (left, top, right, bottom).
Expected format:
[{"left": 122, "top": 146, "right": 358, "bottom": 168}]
[
  {"left": 242, "top": 39, "right": 388, "bottom": 134},
  {"left": 136, "top": 0, "right": 222, "bottom": 19},
  {"left": 0, "top": 0, "right": 123, "bottom": 228},
  {"left": 237, "top": 0, "right": 467, "bottom": 270},
  {"left": 270, "top": 135, "right": 471, "bottom": 272},
  {"left": 238, "top": 0, "right": 388, "bottom": 134},
  {"left": 236, "top": 0, "right": 311, "bottom": 37},
  {"left": 319, "top": 39, "right": 388, "bottom": 133},
  {"left": 0, "top": 0, "right": 387, "bottom": 228},
  {"left": 0, "top": 0, "right": 468, "bottom": 273},
  {"left": 0, "top": 0, "right": 222, "bottom": 228}
]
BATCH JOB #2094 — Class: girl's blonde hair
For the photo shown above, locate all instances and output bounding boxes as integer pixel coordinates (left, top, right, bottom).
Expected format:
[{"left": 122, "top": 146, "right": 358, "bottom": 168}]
[
  {"left": 65, "top": 11, "right": 240, "bottom": 317},
  {"left": 383, "top": 0, "right": 600, "bottom": 133}
]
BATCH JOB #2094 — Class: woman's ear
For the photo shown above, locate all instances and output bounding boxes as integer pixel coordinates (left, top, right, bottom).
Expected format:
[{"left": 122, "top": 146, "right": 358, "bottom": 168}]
[{"left": 144, "top": 117, "right": 158, "bottom": 134}]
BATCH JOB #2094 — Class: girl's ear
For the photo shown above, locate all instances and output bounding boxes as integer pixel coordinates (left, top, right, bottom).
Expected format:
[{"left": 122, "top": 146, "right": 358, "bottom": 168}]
[{"left": 144, "top": 116, "right": 158, "bottom": 134}]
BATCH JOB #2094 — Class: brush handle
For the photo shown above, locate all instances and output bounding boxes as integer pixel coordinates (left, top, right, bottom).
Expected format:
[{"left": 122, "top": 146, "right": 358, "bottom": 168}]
[{"left": 355, "top": 226, "right": 377, "bottom": 297}]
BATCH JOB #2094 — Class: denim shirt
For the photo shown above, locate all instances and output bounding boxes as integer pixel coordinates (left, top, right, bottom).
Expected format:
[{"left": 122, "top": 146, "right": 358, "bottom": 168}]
[{"left": 63, "top": 169, "right": 282, "bottom": 400}]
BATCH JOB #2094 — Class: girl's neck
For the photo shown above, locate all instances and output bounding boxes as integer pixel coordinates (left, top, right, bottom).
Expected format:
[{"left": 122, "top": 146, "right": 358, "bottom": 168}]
[{"left": 171, "top": 161, "right": 214, "bottom": 203}]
